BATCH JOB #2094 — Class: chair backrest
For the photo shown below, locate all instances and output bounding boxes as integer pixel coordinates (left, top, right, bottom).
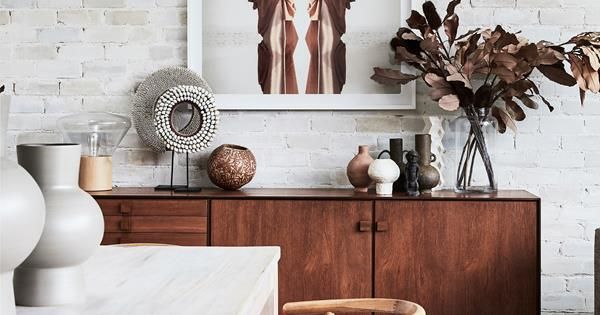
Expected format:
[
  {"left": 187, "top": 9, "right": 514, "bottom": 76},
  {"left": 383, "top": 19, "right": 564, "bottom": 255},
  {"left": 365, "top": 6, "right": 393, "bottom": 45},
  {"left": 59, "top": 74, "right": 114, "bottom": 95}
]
[{"left": 282, "top": 298, "right": 425, "bottom": 315}]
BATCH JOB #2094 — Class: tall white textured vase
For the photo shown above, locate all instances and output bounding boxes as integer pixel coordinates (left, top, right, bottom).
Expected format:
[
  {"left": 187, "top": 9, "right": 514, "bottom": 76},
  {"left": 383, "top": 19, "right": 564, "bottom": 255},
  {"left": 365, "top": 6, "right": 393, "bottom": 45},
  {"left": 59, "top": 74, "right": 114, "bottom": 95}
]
[
  {"left": 0, "top": 95, "right": 46, "bottom": 315},
  {"left": 14, "top": 143, "right": 104, "bottom": 306}
]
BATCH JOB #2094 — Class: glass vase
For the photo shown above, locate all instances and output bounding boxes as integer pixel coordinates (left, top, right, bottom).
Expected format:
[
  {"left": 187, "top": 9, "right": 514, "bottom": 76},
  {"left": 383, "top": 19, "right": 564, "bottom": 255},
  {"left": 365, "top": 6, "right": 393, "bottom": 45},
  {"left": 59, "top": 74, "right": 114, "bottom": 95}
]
[{"left": 450, "top": 107, "right": 497, "bottom": 193}]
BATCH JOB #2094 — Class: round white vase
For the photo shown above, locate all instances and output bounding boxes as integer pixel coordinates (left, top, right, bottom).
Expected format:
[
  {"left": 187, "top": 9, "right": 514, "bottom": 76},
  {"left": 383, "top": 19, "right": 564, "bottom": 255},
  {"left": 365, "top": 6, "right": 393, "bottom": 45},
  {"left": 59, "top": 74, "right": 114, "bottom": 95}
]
[
  {"left": 368, "top": 158, "right": 400, "bottom": 196},
  {"left": 0, "top": 95, "right": 46, "bottom": 315},
  {"left": 14, "top": 143, "right": 104, "bottom": 306}
]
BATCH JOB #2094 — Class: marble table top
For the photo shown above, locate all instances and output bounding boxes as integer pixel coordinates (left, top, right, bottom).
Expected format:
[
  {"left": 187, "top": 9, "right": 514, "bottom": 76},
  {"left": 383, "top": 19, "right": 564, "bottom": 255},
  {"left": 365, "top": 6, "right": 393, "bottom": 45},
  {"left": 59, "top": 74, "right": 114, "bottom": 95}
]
[{"left": 16, "top": 246, "right": 280, "bottom": 315}]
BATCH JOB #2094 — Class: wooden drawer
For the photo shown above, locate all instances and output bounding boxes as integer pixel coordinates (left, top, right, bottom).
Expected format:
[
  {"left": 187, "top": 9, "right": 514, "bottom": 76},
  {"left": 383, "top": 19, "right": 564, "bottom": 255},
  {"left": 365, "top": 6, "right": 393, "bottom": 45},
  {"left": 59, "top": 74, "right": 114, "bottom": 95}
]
[
  {"left": 102, "top": 233, "right": 207, "bottom": 246},
  {"left": 104, "top": 216, "right": 207, "bottom": 233},
  {"left": 97, "top": 199, "right": 208, "bottom": 216}
]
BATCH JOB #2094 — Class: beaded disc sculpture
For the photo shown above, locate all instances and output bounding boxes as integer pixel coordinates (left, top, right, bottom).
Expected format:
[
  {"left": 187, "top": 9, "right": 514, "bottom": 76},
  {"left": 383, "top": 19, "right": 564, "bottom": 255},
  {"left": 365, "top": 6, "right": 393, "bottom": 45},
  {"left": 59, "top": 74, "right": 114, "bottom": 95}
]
[
  {"left": 154, "top": 85, "right": 219, "bottom": 154},
  {"left": 133, "top": 67, "right": 220, "bottom": 192},
  {"left": 133, "top": 67, "right": 211, "bottom": 152}
]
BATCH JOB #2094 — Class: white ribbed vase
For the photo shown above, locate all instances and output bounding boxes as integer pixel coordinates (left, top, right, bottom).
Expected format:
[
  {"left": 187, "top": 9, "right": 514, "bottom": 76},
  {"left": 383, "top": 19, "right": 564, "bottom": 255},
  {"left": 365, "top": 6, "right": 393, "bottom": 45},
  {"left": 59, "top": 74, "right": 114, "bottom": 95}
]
[{"left": 14, "top": 143, "right": 104, "bottom": 306}]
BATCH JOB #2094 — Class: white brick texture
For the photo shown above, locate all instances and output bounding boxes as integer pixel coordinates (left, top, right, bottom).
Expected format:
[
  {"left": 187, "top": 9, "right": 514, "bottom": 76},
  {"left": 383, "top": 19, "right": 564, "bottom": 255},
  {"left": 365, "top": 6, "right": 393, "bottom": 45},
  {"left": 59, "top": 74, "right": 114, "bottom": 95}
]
[{"left": 0, "top": 1, "right": 598, "bottom": 313}]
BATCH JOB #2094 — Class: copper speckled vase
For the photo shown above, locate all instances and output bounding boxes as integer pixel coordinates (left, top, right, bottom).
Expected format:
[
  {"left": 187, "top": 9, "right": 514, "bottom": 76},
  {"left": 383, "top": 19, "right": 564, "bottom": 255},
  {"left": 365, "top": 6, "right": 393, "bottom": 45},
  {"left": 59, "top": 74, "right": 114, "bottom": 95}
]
[{"left": 207, "top": 144, "right": 256, "bottom": 190}]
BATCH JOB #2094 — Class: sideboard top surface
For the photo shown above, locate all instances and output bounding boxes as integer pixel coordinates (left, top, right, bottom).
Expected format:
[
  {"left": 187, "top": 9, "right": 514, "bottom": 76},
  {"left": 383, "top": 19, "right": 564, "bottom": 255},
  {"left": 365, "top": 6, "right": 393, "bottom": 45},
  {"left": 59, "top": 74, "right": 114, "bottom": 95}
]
[{"left": 91, "top": 188, "right": 539, "bottom": 201}]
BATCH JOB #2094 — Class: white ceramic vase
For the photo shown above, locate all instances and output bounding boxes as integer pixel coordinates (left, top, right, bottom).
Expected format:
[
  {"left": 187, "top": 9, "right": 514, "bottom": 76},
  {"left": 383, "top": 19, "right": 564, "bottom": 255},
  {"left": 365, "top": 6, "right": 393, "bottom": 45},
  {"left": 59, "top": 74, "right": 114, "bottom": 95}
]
[
  {"left": 14, "top": 143, "right": 104, "bottom": 306},
  {"left": 0, "top": 95, "right": 46, "bottom": 315},
  {"left": 368, "top": 158, "right": 400, "bottom": 196}
]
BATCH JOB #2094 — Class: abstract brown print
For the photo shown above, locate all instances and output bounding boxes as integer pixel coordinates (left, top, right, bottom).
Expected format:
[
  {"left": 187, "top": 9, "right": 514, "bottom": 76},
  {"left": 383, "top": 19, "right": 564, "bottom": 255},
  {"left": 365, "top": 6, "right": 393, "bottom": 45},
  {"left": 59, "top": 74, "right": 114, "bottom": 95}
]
[
  {"left": 250, "top": 0, "right": 355, "bottom": 95},
  {"left": 250, "top": 0, "right": 299, "bottom": 94}
]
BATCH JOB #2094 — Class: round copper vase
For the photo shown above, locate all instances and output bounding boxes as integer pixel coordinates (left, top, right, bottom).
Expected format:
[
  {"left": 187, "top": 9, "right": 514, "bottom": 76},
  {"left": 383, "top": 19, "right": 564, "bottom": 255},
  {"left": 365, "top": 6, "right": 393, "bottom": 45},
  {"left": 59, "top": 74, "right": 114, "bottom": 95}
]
[{"left": 207, "top": 144, "right": 256, "bottom": 190}]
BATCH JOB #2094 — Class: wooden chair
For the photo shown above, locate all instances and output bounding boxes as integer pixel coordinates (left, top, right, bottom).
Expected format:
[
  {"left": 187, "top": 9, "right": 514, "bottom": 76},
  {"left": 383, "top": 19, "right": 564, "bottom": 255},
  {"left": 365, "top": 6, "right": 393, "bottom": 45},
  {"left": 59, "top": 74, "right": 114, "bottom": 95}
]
[
  {"left": 114, "top": 243, "right": 173, "bottom": 247},
  {"left": 282, "top": 298, "right": 425, "bottom": 315}
]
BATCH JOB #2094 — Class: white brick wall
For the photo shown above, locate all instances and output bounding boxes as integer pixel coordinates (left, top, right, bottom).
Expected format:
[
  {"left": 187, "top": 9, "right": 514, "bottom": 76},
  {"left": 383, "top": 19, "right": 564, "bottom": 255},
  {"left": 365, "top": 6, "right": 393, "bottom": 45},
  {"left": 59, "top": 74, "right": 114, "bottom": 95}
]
[{"left": 0, "top": 0, "right": 598, "bottom": 313}]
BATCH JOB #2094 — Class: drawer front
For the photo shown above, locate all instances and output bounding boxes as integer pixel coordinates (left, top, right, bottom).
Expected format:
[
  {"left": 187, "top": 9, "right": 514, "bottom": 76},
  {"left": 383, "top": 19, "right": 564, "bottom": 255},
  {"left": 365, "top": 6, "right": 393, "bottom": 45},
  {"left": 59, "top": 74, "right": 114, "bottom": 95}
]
[
  {"left": 97, "top": 199, "right": 208, "bottom": 216},
  {"left": 102, "top": 233, "right": 207, "bottom": 246},
  {"left": 104, "top": 216, "right": 207, "bottom": 233}
]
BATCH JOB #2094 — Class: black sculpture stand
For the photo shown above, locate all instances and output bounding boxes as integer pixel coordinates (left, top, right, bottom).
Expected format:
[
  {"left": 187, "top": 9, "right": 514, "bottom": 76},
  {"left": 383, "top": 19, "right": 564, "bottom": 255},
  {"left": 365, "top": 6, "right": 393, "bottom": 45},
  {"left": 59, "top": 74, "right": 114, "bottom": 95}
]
[{"left": 155, "top": 151, "right": 202, "bottom": 193}]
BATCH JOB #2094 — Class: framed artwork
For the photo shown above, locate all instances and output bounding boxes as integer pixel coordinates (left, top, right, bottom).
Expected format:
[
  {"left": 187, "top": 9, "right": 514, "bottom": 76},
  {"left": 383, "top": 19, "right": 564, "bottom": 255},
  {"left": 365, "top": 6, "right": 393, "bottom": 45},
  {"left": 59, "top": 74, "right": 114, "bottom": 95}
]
[{"left": 188, "top": 0, "right": 416, "bottom": 110}]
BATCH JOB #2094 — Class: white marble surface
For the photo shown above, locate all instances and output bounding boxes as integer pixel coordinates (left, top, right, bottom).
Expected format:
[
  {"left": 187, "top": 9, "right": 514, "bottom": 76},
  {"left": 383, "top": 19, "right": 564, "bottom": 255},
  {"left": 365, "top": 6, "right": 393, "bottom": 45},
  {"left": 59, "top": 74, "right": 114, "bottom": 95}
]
[{"left": 16, "top": 246, "right": 280, "bottom": 315}]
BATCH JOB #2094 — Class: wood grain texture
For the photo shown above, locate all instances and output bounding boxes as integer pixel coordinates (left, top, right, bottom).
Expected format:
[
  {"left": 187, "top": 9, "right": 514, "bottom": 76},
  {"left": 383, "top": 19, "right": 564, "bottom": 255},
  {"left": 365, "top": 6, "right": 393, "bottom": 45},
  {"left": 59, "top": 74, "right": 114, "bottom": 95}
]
[
  {"left": 92, "top": 188, "right": 539, "bottom": 201},
  {"left": 103, "top": 216, "right": 207, "bottom": 233},
  {"left": 374, "top": 200, "right": 539, "bottom": 315},
  {"left": 101, "top": 232, "right": 207, "bottom": 246},
  {"left": 91, "top": 189, "right": 540, "bottom": 313},
  {"left": 211, "top": 200, "right": 373, "bottom": 314},
  {"left": 97, "top": 199, "right": 208, "bottom": 216}
]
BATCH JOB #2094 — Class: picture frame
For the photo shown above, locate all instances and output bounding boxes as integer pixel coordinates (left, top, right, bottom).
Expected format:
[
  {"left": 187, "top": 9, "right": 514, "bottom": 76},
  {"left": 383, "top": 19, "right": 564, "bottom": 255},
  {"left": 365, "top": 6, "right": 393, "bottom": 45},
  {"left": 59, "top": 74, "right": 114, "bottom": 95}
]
[{"left": 187, "top": 0, "right": 416, "bottom": 110}]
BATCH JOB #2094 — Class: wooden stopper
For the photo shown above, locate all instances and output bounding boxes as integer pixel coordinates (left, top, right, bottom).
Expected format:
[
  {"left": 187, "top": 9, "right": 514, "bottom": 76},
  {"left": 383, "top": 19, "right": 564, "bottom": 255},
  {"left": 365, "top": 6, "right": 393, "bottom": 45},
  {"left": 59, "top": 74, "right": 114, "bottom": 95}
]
[{"left": 79, "top": 156, "right": 112, "bottom": 192}]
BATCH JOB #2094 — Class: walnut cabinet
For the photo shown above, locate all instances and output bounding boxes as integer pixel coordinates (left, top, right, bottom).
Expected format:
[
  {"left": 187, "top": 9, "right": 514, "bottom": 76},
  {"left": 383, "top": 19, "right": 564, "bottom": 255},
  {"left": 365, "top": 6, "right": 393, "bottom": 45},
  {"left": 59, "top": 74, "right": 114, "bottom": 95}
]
[{"left": 92, "top": 188, "right": 540, "bottom": 315}]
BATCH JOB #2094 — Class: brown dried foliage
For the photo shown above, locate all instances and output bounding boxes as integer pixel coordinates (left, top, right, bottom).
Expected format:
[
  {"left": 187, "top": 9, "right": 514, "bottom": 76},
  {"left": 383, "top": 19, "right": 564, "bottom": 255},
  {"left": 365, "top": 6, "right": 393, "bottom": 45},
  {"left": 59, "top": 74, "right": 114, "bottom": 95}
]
[{"left": 371, "top": 1, "right": 600, "bottom": 133}]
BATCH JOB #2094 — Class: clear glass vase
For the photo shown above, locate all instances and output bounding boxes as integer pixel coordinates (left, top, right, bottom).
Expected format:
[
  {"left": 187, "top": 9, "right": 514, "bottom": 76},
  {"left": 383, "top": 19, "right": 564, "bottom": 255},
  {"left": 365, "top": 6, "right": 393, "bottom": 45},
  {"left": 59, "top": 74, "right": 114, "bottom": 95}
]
[{"left": 450, "top": 107, "right": 497, "bottom": 193}]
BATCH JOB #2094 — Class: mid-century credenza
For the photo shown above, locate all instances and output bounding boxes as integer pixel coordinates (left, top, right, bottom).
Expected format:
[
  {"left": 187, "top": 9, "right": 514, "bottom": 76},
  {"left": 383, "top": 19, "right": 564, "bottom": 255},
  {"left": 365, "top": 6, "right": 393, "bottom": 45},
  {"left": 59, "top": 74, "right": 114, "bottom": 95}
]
[{"left": 92, "top": 188, "right": 540, "bottom": 315}]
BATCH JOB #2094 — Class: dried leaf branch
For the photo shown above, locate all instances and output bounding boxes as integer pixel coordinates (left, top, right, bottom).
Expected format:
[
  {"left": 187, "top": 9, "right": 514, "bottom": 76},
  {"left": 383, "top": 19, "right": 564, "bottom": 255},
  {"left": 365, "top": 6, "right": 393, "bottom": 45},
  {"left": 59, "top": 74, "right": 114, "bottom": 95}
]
[
  {"left": 371, "top": 0, "right": 600, "bottom": 134},
  {"left": 371, "top": 0, "right": 600, "bottom": 190}
]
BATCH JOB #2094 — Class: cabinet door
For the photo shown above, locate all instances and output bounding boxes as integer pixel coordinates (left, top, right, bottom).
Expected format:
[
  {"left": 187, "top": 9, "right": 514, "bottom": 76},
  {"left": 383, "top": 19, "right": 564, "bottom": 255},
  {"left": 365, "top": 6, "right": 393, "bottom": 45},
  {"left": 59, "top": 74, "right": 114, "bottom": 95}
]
[
  {"left": 211, "top": 200, "right": 373, "bottom": 312},
  {"left": 374, "top": 200, "right": 539, "bottom": 315}
]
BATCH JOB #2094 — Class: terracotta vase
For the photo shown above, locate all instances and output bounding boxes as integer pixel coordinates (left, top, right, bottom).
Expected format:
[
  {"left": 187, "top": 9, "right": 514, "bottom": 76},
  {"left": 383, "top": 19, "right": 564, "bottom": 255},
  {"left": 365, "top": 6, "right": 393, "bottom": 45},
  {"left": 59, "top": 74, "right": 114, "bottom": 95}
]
[
  {"left": 415, "top": 134, "right": 440, "bottom": 193},
  {"left": 346, "top": 145, "right": 374, "bottom": 192},
  {"left": 207, "top": 144, "right": 256, "bottom": 190}
]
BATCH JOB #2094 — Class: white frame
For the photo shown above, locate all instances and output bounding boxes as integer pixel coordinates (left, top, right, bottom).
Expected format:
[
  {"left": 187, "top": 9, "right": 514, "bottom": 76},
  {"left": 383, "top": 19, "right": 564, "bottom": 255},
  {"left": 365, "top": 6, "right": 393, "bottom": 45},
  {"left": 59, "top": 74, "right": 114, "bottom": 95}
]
[{"left": 188, "top": 0, "right": 417, "bottom": 110}]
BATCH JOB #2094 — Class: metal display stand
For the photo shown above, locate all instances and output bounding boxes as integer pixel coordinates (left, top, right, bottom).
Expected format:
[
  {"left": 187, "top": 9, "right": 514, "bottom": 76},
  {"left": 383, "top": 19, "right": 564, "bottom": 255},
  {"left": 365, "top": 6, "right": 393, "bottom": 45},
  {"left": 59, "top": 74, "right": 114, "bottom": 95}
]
[{"left": 155, "top": 150, "right": 202, "bottom": 193}]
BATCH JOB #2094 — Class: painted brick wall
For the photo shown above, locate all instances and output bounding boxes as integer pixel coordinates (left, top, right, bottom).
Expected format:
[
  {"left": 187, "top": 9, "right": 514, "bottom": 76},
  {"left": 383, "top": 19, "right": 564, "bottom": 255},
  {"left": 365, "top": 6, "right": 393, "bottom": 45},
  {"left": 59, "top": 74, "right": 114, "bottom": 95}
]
[{"left": 1, "top": 0, "right": 598, "bottom": 313}]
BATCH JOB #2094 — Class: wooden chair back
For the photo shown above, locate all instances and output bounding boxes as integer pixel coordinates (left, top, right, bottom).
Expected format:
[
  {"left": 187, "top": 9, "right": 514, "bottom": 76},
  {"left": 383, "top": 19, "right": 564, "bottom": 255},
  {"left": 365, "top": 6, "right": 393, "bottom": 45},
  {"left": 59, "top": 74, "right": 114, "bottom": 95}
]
[
  {"left": 282, "top": 298, "right": 425, "bottom": 315},
  {"left": 114, "top": 243, "right": 174, "bottom": 247}
]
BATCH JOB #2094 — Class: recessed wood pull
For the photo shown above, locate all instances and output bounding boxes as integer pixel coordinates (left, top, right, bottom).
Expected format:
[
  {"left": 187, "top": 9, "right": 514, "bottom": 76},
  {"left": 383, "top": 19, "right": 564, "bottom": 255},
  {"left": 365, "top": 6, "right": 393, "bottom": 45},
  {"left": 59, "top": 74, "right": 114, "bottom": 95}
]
[
  {"left": 119, "top": 203, "right": 132, "bottom": 215},
  {"left": 358, "top": 221, "right": 372, "bottom": 232},
  {"left": 119, "top": 217, "right": 131, "bottom": 232},
  {"left": 376, "top": 221, "right": 389, "bottom": 232}
]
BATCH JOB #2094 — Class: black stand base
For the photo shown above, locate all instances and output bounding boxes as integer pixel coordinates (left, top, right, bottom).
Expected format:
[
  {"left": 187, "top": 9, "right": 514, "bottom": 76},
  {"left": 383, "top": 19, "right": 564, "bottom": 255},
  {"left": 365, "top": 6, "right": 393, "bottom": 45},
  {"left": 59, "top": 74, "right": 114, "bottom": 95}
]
[
  {"left": 155, "top": 184, "right": 187, "bottom": 191},
  {"left": 173, "top": 186, "right": 202, "bottom": 193},
  {"left": 154, "top": 151, "right": 201, "bottom": 193}
]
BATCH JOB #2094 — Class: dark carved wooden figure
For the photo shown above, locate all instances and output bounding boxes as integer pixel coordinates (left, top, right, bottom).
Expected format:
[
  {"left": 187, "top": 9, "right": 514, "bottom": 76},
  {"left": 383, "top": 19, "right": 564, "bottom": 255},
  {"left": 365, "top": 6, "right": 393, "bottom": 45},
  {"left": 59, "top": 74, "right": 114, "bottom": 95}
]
[{"left": 404, "top": 150, "right": 420, "bottom": 196}]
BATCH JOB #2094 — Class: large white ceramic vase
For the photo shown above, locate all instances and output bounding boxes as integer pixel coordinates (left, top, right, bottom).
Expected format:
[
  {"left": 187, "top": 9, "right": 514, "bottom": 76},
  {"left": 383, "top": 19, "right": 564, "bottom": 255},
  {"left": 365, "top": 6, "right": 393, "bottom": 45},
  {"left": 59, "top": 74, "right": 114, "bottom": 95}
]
[
  {"left": 14, "top": 143, "right": 104, "bottom": 306},
  {"left": 0, "top": 95, "right": 46, "bottom": 315}
]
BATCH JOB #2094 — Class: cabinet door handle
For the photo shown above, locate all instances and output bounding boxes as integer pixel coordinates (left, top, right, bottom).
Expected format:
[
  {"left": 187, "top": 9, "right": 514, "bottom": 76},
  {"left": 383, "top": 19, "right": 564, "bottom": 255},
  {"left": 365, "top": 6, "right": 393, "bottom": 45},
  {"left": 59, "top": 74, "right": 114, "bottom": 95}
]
[
  {"left": 119, "top": 217, "right": 131, "bottom": 232},
  {"left": 376, "top": 221, "right": 388, "bottom": 232},
  {"left": 119, "top": 203, "right": 132, "bottom": 215},
  {"left": 358, "top": 221, "right": 372, "bottom": 232}
]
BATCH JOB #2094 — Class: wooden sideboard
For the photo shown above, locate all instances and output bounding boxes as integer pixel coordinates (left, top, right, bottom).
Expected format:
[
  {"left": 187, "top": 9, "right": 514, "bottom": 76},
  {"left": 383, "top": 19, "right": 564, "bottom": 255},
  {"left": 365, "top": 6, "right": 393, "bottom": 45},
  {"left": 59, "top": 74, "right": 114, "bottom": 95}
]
[{"left": 91, "top": 188, "right": 541, "bottom": 315}]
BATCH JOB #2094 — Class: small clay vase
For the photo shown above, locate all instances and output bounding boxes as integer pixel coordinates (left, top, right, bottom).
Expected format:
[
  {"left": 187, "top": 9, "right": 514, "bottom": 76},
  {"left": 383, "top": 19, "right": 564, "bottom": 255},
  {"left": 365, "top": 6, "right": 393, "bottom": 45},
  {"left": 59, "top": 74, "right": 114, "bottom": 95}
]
[
  {"left": 207, "top": 144, "right": 256, "bottom": 191},
  {"left": 346, "top": 145, "right": 373, "bottom": 192},
  {"left": 415, "top": 134, "right": 440, "bottom": 193}
]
